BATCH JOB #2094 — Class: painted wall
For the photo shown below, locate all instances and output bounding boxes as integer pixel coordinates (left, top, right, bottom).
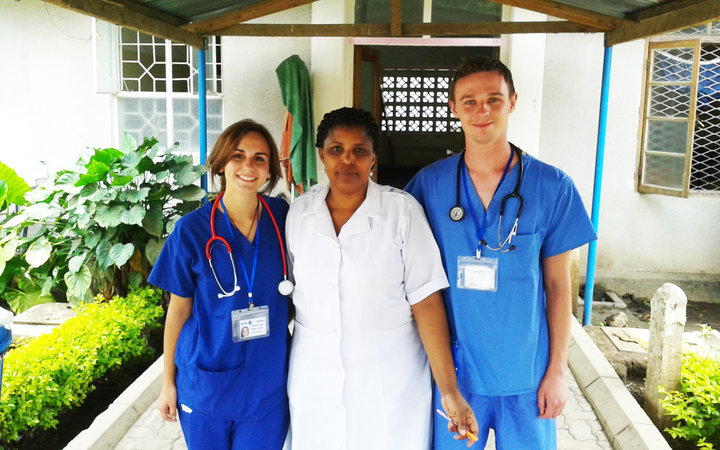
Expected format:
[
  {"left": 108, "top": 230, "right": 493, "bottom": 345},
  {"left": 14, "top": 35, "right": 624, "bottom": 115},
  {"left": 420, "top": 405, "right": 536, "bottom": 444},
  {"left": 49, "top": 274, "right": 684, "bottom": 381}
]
[
  {"left": 1, "top": 0, "right": 114, "bottom": 184},
  {"left": 539, "top": 34, "right": 720, "bottom": 300}
]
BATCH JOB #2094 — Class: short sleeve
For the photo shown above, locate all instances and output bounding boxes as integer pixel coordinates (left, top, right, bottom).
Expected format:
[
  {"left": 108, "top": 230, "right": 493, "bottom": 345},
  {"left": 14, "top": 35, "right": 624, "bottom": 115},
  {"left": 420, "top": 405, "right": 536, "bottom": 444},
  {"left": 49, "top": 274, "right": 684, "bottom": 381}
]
[
  {"left": 401, "top": 195, "right": 450, "bottom": 304},
  {"left": 147, "top": 221, "right": 196, "bottom": 298},
  {"left": 541, "top": 176, "right": 597, "bottom": 258}
]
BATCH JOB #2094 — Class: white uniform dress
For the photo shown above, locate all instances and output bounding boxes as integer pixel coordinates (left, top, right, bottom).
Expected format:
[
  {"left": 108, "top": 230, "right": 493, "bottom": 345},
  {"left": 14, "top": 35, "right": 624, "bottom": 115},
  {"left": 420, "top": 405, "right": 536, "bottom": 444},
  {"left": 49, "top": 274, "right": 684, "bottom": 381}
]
[{"left": 286, "top": 181, "right": 450, "bottom": 450}]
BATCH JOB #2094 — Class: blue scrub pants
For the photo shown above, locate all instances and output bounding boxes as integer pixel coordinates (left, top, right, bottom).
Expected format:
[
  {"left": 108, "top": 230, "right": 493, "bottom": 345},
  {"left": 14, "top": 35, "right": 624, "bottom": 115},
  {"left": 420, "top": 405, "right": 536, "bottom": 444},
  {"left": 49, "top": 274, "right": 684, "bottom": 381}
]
[
  {"left": 178, "top": 401, "right": 289, "bottom": 450},
  {"left": 433, "top": 388, "right": 556, "bottom": 450}
]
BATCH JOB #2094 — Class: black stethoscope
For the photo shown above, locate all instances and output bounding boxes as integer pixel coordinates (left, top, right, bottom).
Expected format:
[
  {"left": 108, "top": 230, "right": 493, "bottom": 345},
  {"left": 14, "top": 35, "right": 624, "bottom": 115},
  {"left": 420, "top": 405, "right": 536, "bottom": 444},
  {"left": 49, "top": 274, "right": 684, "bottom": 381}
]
[
  {"left": 206, "top": 192, "right": 294, "bottom": 299},
  {"left": 449, "top": 144, "right": 525, "bottom": 252}
]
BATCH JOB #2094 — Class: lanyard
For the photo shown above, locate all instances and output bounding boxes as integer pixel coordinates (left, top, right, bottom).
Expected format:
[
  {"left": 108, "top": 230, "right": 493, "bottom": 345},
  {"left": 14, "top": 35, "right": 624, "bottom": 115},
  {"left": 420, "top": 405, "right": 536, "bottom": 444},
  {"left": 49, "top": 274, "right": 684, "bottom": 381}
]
[
  {"left": 221, "top": 197, "right": 260, "bottom": 306},
  {"left": 460, "top": 149, "right": 514, "bottom": 258}
]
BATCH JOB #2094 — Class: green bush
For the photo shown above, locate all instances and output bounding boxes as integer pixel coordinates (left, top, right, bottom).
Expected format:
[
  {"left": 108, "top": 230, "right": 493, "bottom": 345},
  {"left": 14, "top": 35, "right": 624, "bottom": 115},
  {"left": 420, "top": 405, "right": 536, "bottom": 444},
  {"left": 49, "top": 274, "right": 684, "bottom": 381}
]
[
  {"left": 0, "top": 287, "right": 163, "bottom": 445},
  {"left": 0, "top": 135, "right": 205, "bottom": 313},
  {"left": 660, "top": 348, "right": 720, "bottom": 449}
]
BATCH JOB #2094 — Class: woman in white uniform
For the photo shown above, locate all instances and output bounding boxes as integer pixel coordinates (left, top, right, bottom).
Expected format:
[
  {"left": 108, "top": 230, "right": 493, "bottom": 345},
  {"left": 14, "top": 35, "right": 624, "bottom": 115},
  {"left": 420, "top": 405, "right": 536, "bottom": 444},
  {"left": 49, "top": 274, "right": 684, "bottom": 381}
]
[{"left": 286, "top": 107, "right": 478, "bottom": 449}]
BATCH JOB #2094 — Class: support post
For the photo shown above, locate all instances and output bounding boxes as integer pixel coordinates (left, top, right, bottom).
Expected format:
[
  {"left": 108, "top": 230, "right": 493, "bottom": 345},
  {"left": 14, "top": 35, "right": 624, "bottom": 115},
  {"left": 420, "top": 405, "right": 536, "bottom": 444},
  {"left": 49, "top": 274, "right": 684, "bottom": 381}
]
[
  {"left": 583, "top": 45, "right": 612, "bottom": 325},
  {"left": 644, "top": 283, "right": 687, "bottom": 428},
  {"left": 198, "top": 39, "right": 208, "bottom": 192}
]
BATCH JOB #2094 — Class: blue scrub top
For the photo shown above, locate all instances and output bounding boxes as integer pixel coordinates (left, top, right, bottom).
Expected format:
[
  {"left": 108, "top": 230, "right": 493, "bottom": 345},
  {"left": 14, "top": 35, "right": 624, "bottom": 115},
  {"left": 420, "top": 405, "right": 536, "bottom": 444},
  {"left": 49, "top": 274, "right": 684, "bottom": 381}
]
[
  {"left": 149, "top": 196, "right": 290, "bottom": 420},
  {"left": 406, "top": 150, "right": 596, "bottom": 396}
]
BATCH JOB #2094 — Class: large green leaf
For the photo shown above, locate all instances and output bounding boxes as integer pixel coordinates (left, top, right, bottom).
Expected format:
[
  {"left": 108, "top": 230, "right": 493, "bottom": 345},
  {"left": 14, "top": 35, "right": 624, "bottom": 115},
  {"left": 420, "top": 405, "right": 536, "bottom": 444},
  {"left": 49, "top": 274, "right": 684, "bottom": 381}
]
[
  {"left": 145, "top": 238, "right": 165, "bottom": 265},
  {"left": 5, "top": 288, "right": 54, "bottom": 314},
  {"left": 95, "top": 204, "right": 124, "bottom": 228},
  {"left": 142, "top": 206, "right": 164, "bottom": 237},
  {"left": 120, "top": 205, "right": 145, "bottom": 226},
  {"left": 1, "top": 212, "right": 27, "bottom": 229},
  {"left": 75, "top": 160, "right": 110, "bottom": 186},
  {"left": 64, "top": 265, "right": 92, "bottom": 300},
  {"left": 68, "top": 253, "right": 87, "bottom": 273},
  {"left": 120, "top": 133, "right": 137, "bottom": 153},
  {"left": 26, "top": 236, "right": 52, "bottom": 268},
  {"left": 172, "top": 185, "right": 206, "bottom": 201},
  {"left": 121, "top": 187, "right": 150, "bottom": 203},
  {"left": 109, "top": 243, "right": 135, "bottom": 267},
  {"left": 0, "top": 160, "right": 31, "bottom": 206},
  {"left": 175, "top": 166, "right": 205, "bottom": 186},
  {"left": 121, "top": 149, "right": 142, "bottom": 166},
  {"left": 0, "top": 234, "right": 18, "bottom": 262},
  {"left": 90, "top": 147, "right": 124, "bottom": 166},
  {"left": 24, "top": 202, "right": 56, "bottom": 220},
  {"left": 96, "top": 240, "right": 113, "bottom": 269},
  {"left": 111, "top": 173, "right": 134, "bottom": 186},
  {"left": 0, "top": 180, "right": 7, "bottom": 207}
]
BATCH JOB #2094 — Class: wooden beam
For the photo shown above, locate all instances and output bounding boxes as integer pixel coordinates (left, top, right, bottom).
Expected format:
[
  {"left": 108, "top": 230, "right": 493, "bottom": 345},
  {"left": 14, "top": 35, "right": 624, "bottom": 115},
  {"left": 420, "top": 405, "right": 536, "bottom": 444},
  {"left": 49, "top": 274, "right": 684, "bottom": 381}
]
[
  {"left": 182, "top": 0, "right": 318, "bottom": 35},
  {"left": 43, "top": 0, "right": 203, "bottom": 47},
  {"left": 487, "top": 0, "right": 631, "bottom": 30},
  {"left": 218, "top": 21, "right": 599, "bottom": 37},
  {"left": 391, "top": 0, "right": 402, "bottom": 36},
  {"left": 606, "top": 0, "right": 720, "bottom": 46}
]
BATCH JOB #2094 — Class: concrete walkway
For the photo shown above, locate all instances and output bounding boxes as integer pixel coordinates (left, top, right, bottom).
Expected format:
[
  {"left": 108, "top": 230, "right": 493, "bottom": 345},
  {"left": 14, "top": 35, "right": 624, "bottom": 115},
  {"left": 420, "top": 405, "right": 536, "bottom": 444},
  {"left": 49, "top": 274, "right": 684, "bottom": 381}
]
[
  {"left": 66, "top": 320, "right": 671, "bottom": 449},
  {"left": 111, "top": 369, "right": 613, "bottom": 450}
]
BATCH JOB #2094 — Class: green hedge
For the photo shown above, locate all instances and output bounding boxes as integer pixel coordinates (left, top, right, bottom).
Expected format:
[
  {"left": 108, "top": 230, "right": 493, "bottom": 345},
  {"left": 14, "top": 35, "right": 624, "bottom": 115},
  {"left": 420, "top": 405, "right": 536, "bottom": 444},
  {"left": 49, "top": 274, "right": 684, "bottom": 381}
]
[
  {"left": 660, "top": 349, "right": 720, "bottom": 449},
  {"left": 0, "top": 287, "right": 163, "bottom": 444}
]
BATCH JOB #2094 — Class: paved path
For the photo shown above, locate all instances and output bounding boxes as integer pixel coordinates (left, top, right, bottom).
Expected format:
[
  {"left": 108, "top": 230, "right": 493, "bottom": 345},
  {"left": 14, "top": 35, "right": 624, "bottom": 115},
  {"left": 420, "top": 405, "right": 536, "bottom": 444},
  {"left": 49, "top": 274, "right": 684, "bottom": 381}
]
[{"left": 115, "top": 371, "right": 613, "bottom": 450}]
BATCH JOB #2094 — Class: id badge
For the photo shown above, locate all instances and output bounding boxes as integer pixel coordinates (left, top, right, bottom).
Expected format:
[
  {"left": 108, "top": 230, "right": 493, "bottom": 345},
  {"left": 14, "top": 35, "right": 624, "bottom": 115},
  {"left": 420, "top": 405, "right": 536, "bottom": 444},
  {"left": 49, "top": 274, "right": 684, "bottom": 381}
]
[
  {"left": 457, "top": 256, "right": 498, "bottom": 292},
  {"left": 231, "top": 305, "right": 270, "bottom": 342}
]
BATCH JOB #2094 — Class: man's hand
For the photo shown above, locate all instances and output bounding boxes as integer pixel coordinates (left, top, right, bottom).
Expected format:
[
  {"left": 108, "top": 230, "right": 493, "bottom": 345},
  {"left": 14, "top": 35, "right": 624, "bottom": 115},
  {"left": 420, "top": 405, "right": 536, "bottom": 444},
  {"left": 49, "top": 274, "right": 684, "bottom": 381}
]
[{"left": 537, "top": 370, "right": 566, "bottom": 419}]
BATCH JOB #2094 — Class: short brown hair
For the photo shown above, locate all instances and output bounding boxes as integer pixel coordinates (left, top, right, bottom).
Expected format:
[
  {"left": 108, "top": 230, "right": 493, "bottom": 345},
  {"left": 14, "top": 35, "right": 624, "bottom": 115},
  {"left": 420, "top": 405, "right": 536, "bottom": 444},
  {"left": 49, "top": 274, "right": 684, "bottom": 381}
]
[
  {"left": 449, "top": 56, "right": 516, "bottom": 102},
  {"left": 206, "top": 119, "right": 282, "bottom": 194}
]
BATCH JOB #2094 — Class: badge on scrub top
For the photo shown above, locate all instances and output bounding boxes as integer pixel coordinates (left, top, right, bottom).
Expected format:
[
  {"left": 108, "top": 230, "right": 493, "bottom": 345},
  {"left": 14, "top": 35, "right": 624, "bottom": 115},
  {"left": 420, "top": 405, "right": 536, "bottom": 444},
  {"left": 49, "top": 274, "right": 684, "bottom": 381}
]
[
  {"left": 457, "top": 256, "right": 498, "bottom": 292},
  {"left": 231, "top": 305, "right": 270, "bottom": 342}
]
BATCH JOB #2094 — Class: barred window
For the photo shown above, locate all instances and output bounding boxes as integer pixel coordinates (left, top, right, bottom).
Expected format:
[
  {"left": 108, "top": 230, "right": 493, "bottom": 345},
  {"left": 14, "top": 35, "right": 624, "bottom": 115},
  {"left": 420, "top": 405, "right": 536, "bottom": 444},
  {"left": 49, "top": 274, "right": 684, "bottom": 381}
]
[
  {"left": 381, "top": 69, "right": 461, "bottom": 133},
  {"left": 95, "top": 21, "right": 223, "bottom": 153},
  {"left": 640, "top": 23, "right": 720, "bottom": 196}
]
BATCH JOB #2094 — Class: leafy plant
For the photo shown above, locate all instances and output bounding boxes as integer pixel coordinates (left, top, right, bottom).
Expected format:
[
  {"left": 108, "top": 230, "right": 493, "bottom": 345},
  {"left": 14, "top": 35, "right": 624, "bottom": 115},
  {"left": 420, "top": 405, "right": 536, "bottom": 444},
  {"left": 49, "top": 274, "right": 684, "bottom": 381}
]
[
  {"left": 660, "top": 340, "right": 720, "bottom": 449},
  {"left": 0, "top": 135, "right": 205, "bottom": 312},
  {"left": 0, "top": 287, "right": 163, "bottom": 444},
  {"left": 0, "top": 160, "right": 31, "bottom": 210}
]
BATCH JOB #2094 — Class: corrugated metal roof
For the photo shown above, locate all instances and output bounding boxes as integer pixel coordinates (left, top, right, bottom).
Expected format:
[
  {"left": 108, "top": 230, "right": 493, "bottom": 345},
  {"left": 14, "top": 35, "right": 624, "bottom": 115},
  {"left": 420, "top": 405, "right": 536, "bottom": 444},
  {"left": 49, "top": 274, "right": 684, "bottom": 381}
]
[
  {"left": 41, "top": 0, "right": 720, "bottom": 48},
  {"left": 553, "top": 0, "right": 673, "bottom": 19},
  {"left": 134, "top": 0, "right": 266, "bottom": 23}
]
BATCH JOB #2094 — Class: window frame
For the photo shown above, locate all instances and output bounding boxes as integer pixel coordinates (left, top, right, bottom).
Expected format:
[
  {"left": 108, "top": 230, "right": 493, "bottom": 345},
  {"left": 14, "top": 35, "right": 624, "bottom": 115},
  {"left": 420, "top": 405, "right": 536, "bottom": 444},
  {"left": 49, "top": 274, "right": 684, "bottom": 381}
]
[{"left": 638, "top": 39, "right": 701, "bottom": 197}]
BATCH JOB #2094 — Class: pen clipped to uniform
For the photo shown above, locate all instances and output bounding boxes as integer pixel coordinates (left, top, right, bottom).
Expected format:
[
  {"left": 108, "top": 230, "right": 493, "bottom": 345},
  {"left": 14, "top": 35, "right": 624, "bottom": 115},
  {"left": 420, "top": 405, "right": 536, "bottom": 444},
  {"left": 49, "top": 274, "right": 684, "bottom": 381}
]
[{"left": 436, "top": 408, "right": 479, "bottom": 442}]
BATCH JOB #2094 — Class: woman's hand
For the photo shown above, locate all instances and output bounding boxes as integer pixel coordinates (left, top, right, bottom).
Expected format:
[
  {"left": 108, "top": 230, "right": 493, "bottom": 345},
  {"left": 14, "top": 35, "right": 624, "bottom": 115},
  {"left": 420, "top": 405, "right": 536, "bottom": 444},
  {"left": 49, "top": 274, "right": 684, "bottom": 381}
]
[
  {"left": 157, "top": 382, "right": 179, "bottom": 422},
  {"left": 441, "top": 389, "right": 479, "bottom": 447}
]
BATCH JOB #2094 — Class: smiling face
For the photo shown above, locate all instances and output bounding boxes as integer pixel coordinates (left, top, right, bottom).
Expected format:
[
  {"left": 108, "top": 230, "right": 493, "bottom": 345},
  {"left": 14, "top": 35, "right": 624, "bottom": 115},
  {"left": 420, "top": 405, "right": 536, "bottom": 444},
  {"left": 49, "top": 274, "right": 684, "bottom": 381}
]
[
  {"left": 318, "top": 126, "right": 376, "bottom": 198},
  {"left": 221, "top": 131, "right": 271, "bottom": 195},
  {"left": 449, "top": 71, "right": 517, "bottom": 148}
]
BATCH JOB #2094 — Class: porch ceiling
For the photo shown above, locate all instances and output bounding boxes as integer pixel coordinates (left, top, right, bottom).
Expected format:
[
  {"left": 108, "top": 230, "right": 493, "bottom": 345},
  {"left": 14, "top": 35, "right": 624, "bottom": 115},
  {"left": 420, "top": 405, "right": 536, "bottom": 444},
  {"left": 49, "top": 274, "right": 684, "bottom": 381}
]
[{"left": 44, "top": 0, "right": 720, "bottom": 47}]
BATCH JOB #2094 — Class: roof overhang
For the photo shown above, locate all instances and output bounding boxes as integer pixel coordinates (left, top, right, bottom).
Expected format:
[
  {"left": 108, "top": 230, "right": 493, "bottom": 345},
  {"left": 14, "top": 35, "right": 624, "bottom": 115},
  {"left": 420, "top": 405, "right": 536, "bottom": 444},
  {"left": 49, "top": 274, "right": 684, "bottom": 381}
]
[{"left": 43, "top": 0, "right": 720, "bottom": 48}]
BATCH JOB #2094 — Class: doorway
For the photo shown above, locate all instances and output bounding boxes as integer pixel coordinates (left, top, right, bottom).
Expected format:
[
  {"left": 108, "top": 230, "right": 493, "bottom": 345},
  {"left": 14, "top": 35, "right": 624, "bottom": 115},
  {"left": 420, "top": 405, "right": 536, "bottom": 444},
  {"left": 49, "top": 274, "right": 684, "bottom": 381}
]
[{"left": 353, "top": 45, "right": 498, "bottom": 188}]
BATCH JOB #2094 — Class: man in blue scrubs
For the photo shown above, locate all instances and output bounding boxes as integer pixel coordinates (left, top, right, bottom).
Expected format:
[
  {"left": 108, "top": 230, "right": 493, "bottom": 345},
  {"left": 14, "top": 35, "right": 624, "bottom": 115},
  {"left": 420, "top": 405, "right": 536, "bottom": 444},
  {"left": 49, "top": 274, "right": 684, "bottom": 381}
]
[{"left": 406, "top": 56, "right": 596, "bottom": 449}]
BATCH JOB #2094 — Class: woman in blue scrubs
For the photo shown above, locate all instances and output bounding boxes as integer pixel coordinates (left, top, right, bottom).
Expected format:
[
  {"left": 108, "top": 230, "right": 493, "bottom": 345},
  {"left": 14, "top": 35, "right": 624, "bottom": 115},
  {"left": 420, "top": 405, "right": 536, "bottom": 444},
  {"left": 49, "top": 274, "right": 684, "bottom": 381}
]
[{"left": 149, "top": 119, "right": 290, "bottom": 449}]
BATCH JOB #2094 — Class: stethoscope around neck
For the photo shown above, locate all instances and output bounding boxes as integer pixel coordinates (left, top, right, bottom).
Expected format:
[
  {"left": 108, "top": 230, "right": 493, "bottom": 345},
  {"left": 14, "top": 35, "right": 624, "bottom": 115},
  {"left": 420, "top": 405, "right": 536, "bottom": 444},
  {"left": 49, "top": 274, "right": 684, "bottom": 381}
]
[
  {"left": 449, "top": 144, "right": 525, "bottom": 252},
  {"left": 206, "top": 192, "right": 294, "bottom": 299}
]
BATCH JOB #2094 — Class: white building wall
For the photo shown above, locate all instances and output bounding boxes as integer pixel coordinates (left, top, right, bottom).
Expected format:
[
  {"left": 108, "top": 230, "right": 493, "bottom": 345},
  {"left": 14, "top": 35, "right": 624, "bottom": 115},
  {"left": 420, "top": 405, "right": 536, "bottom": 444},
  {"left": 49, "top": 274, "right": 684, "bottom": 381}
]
[
  {"left": 538, "top": 33, "right": 720, "bottom": 301},
  {"left": 1, "top": 0, "right": 114, "bottom": 184}
]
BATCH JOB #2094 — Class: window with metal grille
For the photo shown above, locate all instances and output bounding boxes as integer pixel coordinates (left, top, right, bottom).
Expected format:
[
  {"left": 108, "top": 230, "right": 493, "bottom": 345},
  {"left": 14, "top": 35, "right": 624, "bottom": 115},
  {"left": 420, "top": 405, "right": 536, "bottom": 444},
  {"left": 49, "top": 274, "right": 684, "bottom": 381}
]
[
  {"left": 95, "top": 21, "right": 223, "bottom": 154},
  {"left": 640, "top": 23, "right": 720, "bottom": 196},
  {"left": 380, "top": 69, "right": 461, "bottom": 133}
]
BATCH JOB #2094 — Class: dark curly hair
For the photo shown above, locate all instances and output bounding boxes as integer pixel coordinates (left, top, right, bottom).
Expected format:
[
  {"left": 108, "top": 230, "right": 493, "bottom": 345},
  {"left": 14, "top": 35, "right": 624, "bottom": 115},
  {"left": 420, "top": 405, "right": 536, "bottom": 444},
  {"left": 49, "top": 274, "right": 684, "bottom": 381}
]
[
  {"left": 449, "top": 56, "right": 516, "bottom": 102},
  {"left": 315, "top": 107, "right": 380, "bottom": 154}
]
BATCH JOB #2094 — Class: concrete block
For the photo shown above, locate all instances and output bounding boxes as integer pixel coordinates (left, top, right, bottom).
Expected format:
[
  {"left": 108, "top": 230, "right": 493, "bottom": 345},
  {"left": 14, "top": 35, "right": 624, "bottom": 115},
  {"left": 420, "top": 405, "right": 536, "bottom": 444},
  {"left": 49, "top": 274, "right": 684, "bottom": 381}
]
[
  {"left": 612, "top": 422, "right": 671, "bottom": 450},
  {"left": 585, "top": 376, "right": 653, "bottom": 437},
  {"left": 568, "top": 319, "right": 617, "bottom": 390}
]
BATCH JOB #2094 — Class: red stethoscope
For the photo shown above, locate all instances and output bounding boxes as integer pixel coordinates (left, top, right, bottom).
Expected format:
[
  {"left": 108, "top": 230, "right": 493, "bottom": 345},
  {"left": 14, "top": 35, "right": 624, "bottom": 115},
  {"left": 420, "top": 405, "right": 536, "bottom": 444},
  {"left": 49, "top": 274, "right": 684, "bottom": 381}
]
[{"left": 205, "top": 192, "right": 294, "bottom": 299}]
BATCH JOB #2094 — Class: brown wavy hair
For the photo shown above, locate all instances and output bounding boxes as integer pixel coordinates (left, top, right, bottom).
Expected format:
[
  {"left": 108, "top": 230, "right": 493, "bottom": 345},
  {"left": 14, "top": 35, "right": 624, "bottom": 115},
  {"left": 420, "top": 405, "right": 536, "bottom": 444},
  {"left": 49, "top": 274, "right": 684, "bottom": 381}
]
[{"left": 206, "top": 119, "right": 282, "bottom": 194}]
